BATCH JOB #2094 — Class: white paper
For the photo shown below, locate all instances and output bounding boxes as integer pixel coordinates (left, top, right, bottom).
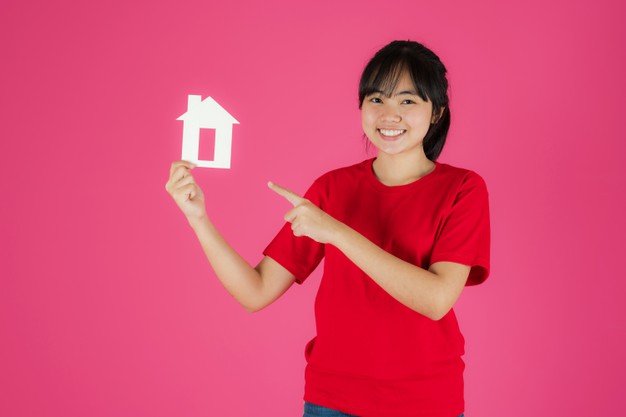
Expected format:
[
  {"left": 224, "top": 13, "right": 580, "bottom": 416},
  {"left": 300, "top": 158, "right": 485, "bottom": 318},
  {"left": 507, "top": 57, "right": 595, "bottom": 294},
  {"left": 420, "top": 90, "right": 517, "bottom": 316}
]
[{"left": 177, "top": 95, "right": 239, "bottom": 169}]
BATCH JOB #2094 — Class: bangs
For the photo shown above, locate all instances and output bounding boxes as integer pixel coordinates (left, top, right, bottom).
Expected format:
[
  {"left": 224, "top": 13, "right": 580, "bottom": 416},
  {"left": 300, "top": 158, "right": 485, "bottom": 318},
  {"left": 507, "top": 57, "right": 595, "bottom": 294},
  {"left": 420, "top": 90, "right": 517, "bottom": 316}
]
[{"left": 359, "top": 57, "right": 430, "bottom": 106}]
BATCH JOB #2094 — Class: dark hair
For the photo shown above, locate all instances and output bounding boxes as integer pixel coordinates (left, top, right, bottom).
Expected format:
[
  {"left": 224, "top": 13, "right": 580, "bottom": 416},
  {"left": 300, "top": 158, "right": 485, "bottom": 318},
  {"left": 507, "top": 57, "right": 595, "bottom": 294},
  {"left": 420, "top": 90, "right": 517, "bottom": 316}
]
[{"left": 359, "top": 40, "right": 450, "bottom": 161}]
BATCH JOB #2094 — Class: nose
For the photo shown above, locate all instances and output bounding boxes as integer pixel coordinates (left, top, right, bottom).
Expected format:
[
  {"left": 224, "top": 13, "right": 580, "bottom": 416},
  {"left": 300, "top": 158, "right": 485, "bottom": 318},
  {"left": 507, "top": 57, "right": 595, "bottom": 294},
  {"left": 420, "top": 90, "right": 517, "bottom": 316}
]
[{"left": 380, "top": 103, "right": 402, "bottom": 123}]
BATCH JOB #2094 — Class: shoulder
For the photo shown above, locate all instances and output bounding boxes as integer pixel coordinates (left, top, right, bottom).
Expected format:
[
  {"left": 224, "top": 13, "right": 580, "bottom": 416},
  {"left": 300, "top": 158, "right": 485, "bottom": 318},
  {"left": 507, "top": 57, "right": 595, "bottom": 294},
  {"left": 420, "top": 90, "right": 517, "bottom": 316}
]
[{"left": 434, "top": 162, "right": 488, "bottom": 195}]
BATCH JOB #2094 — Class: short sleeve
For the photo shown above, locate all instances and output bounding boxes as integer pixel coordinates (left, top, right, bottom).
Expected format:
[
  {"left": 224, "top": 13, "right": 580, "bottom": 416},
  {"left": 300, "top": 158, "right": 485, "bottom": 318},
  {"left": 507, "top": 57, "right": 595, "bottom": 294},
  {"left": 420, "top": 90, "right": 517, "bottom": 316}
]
[
  {"left": 430, "top": 171, "right": 491, "bottom": 285},
  {"left": 262, "top": 176, "right": 327, "bottom": 284}
]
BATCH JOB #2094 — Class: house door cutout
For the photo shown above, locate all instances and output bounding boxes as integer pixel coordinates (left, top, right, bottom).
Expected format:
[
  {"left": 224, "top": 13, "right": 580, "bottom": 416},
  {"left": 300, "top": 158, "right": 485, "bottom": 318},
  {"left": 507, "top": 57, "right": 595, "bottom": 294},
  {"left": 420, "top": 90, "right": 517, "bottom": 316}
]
[{"left": 198, "top": 128, "right": 217, "bottom": 162}]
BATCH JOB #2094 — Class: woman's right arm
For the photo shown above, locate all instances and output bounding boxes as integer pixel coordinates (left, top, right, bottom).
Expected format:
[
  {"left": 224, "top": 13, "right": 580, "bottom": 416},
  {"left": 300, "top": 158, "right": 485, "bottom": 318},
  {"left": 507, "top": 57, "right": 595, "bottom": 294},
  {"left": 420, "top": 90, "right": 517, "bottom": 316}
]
[{"left": 165, "top": 161, "right": 296, "bottom": 313}]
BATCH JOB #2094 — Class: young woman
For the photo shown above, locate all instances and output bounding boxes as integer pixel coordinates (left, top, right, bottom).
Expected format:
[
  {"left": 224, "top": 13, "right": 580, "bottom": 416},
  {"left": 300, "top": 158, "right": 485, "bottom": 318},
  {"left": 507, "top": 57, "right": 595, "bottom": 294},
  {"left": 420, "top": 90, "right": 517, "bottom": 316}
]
[{"left": 166, "top": 40, "right": 490, "bottom": 417}]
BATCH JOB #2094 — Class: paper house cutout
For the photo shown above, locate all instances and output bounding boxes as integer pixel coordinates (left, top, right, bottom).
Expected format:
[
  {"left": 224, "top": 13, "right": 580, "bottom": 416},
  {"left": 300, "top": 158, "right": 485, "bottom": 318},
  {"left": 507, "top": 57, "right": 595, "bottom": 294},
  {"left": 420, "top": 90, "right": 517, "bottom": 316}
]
[{"left": 177, "top": 95, "right": 239, "bottom": 169}]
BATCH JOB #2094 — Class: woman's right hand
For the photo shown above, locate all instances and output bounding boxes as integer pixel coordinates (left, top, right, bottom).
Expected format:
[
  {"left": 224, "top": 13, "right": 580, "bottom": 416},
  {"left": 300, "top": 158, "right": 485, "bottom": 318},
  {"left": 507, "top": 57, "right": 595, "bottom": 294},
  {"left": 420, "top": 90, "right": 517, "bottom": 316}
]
[
  {"left": 165, "top": 161, "right": 207, "bottom": 223},
  {"left": 165, "top": 161, "right": 297, "bottom": 313}
]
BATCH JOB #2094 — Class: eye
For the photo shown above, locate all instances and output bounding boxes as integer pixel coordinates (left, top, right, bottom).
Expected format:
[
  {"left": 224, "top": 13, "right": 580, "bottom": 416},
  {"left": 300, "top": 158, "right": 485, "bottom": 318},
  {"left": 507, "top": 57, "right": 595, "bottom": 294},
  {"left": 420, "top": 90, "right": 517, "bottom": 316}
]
[
  {"left": 401, "top": 99, "right": 416, "bottom": 105},
  {"left": 369, "top": 97, "right": 383, "bottom": 103}
]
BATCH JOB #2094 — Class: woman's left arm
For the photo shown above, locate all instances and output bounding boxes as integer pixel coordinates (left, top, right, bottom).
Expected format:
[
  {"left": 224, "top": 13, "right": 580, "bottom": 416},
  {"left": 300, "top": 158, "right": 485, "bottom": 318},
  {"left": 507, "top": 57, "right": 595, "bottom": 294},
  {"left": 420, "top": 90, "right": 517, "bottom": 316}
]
[
  {"left": 268, "top": 182, "right": 470, "bottom": 320},
  {"left": 333, "top": 225, "right": 470, "bottom": 320}
]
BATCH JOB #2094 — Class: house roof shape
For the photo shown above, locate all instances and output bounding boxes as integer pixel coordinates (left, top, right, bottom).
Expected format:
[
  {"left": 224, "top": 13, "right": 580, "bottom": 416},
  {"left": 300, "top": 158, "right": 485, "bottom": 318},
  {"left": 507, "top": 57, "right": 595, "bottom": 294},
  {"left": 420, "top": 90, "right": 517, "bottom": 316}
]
[{"left": 177, "top": 95, "right": 239, "bottom": 127}]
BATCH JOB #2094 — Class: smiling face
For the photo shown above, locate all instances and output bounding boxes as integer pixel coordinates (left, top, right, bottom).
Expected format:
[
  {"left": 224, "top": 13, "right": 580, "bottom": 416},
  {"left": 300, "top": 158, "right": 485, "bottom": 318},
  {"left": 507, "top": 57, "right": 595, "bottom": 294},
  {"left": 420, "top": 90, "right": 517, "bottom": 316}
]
[{"left": 361, "top": 71, "right": 435, "bottom": 158}]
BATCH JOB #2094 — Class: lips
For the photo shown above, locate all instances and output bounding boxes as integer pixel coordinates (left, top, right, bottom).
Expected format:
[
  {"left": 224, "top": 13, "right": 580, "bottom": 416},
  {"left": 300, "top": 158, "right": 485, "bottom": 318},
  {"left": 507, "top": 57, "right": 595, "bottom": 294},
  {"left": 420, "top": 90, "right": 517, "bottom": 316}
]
[{"left": 378, "top": 128, "right": 406, "bottom": 140}]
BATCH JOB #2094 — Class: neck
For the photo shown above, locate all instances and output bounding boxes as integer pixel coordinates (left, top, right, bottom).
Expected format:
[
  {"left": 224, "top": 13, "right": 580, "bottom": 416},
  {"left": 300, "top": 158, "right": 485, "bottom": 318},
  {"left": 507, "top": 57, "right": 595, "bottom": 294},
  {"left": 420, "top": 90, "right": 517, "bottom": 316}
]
[{"left": 372, "top": 151, "right": 435, "bottom": 186}]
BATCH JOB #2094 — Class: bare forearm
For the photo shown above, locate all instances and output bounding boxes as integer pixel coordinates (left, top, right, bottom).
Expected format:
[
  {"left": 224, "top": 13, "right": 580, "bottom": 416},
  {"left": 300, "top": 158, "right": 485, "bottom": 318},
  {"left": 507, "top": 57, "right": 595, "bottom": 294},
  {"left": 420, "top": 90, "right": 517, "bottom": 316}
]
[
  {"left": 267, "top": 182, "right": 466, "bottom": 320},
  {"left": 332, "top": 224, "right": 458, "bottom": 320},
  {"left": 189, "top": 215, "right": 263, "bottom": 312}
]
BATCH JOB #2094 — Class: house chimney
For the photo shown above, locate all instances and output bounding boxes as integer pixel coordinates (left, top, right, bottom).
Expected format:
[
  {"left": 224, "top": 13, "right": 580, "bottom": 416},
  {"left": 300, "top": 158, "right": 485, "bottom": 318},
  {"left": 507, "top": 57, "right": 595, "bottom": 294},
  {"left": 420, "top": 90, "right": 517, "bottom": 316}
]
[{"left": 187, "top": 95, "right": 202, "bottom": 110}]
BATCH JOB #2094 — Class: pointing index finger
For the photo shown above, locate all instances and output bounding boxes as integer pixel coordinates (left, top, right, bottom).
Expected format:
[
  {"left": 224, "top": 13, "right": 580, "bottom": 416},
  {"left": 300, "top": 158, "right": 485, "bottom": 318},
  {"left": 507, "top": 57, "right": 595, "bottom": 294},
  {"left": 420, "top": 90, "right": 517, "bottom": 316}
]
[{"left": 268, "top": 181, "right": 304, "bottom": 206}]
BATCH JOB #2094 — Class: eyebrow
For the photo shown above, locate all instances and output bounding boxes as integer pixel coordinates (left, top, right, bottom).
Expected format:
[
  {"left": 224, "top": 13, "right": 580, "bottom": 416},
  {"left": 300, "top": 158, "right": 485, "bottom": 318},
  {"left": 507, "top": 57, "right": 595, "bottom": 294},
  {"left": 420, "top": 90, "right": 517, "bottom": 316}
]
[
  {"left": 395, "top": 90, "right": 418, "bottom": 96},
  {"left": 370, "top": 89, "right": 418, "bottom": 96}
]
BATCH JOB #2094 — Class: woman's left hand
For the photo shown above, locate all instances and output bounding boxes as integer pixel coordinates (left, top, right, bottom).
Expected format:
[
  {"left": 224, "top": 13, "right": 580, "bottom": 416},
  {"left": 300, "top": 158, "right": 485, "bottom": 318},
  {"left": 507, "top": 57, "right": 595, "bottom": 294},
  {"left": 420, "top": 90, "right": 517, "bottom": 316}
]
[{"left": 268, "top": 181, "right": 344, "bottom": 245}]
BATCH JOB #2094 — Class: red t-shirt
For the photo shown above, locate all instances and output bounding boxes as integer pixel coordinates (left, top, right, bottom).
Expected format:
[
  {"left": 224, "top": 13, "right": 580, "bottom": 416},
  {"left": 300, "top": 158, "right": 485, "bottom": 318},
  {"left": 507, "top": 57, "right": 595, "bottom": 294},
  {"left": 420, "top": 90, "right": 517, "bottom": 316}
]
[{"left": 264, "top": 158, "right": 490, "bottom": 417}]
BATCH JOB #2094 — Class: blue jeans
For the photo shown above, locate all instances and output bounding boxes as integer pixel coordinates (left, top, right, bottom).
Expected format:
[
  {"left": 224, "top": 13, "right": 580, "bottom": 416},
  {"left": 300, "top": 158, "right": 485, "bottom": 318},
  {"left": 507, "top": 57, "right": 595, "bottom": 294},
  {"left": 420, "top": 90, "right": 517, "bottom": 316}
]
[{"left": 303, "top": 402, "right": 464, "bottom": 417}]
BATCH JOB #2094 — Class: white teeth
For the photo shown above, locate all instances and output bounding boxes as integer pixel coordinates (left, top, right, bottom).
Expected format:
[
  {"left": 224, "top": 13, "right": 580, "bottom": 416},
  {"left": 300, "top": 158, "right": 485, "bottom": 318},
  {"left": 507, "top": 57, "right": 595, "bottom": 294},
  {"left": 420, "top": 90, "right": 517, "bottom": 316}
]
[{"left": 379, "top": 129, "right": 405, "bottom": 137}]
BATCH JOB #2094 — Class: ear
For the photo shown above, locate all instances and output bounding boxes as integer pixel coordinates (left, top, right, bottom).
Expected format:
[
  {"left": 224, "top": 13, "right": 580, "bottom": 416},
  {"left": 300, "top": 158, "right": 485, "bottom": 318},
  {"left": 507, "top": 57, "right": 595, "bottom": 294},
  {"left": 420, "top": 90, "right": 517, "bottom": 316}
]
[{"left": 431, "top": 107, "right": 446, "bottom": 124}]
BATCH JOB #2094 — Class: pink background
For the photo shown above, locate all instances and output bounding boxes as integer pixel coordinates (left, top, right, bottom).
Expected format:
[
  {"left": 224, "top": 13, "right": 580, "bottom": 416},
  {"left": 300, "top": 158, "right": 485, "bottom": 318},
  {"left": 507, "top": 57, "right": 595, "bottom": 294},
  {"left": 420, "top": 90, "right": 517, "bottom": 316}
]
[{"left": 1, "top": 0, "right": 625, "bottom": 415}]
